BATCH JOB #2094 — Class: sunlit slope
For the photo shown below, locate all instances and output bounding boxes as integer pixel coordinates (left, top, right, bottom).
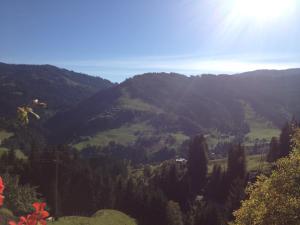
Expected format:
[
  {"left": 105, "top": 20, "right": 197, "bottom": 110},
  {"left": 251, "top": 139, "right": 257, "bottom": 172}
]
[
  {"left": 241, "top": 101, "right": 280, "bottom": 144},
  {"left": 48, "top": 69, "right": 300, "bottom": 150}
]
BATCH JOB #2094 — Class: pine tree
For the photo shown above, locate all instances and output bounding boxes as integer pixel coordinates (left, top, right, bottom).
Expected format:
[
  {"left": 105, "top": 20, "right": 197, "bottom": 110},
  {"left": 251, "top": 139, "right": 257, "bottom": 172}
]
[
  {"left": 226, "top": 144, "right": 246, "bottom": 183},
  {"left": 187, "top": 135, "right": 208, "bottom": 196},
  {"left": 166, "top": 200, "right": 184, "bottom": 225},
  {"left": 226, "top": 178, "right": 246, "bottom": 220},
  {"left": 205, "top": 165, "right": 227, "bottom": 203},
  {"left": 233, "top": 129, "right": 300, "bottom": 225},
  {"left": 267, "top": 137, "right": 280, "bottom": 162},
  {"left": 193, "top": 201, "right": 225, "bottom": 225},
  {"left": 278, "top": 122, "right": 294, "bottom": 158},
  {"left": 225, "top": 144, "right": 247, "bottom": 221}
]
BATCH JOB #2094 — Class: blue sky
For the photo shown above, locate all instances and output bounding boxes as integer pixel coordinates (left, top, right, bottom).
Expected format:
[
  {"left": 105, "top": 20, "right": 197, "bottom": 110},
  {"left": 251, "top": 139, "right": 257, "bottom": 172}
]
[{"left": 1, "top": 0, "right": 300, "bottom": 82}]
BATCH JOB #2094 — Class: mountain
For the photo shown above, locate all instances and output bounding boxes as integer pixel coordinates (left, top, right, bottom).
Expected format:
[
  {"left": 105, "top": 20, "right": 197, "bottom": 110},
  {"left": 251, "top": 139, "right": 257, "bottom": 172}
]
[
  {"left": 0, "top": 62, "right": 113, "bottom": 119},
  {"left": 47, "top": 69, "right": 300, "bottom": 156}
]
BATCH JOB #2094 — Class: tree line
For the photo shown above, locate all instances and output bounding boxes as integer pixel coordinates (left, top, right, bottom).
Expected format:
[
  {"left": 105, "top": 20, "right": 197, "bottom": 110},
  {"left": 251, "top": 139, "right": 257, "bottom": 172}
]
[{"left": 0, "top": 120, "right": 298, "bottom": 225}]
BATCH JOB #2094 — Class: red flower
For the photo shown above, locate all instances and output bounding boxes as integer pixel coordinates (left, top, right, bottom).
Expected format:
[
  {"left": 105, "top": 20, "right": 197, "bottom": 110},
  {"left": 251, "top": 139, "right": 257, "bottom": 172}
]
[
  {"left": 8, "top": 203, "right": 49, "bottom": 225},
  {"left": 1, "top": 177, "right": 50, "bottom": 225},
  {"left": 0, "top": 195, "right": 4, "bottom": 207},
  {"left": 0, "top": 177, "right": 4, "bottom": 206},
  {"left": 0, "top": 177, "right": 4, "bottom": 193},
  {"left": 9, "top": 217, "right": 26, "bottom": 225},
  {"left": 8, "top": 221, "right": 16, "bottom": 225},
  {"left": 32, "top": 202, "right": 49, "bottom": 220}
]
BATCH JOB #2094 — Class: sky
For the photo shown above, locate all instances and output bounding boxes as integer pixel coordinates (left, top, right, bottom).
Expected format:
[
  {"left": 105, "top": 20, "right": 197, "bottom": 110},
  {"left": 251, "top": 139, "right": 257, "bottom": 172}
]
[{"left": 1, "top": 0, "right": 300, "bottom": 82}]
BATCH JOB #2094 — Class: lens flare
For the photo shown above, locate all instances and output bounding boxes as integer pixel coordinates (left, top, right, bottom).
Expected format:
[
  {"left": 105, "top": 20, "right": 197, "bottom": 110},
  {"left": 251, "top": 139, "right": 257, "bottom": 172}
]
[{"left": 232, "top": 0, "right": 295, "bottom": 22}]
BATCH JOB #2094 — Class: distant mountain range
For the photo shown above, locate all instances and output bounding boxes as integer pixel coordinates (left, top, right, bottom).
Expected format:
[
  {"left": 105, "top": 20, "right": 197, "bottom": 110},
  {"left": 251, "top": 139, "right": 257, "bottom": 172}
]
[
  {"left": 1, "top": 62, "right": 300, "bottom": 158},
  {"left": 0, "top": 62, "right": 113, "bottom": 119}
]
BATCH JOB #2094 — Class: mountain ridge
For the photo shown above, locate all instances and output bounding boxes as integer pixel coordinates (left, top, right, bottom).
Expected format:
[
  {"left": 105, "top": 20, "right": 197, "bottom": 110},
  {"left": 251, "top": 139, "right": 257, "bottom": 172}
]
[
  {"left": 0, "top": 62, "right": 114, "bottom": 119},
  {"left": 47, "top": 68, "right": 300, "bottom": 154},
  {"left": 1, "top": 62, "right": 300, "bottom": 160}
]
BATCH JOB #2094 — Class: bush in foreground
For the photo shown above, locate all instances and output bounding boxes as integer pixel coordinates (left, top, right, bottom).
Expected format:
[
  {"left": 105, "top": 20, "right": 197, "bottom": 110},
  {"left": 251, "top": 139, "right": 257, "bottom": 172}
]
[{"left": 233, "top": 128, "right": 300, "bottom": 225}]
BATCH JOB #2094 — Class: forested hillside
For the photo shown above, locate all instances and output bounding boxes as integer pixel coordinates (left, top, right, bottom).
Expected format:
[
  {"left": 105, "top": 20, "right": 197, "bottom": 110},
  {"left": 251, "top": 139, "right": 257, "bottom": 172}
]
[
  {"left": 47, "top": 69, "right": 300, "bottom": 160},
  {"left": 0, "top": 63, "right": 300, "bottom": 225},
  {"left": 0, "top": 62, "right": 113, "bottom": 119}
]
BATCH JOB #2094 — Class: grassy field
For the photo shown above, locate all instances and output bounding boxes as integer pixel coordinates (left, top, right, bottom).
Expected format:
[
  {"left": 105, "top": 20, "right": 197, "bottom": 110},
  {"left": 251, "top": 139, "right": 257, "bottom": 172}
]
[
  {"left": 73, "top": 122, "right": 153, "bottom": 150},
  {"left": 0, "top": 129, "right": 13, "bottom": 143},
  {"left": 118, "top": 88, "right": 162, "bottom": 113},
  {"left": 50, "top": 209, "right": 137, "bottom": 225},
  {"left": 73, "top": 121, "right": 189, "bottom": 152},
  {"left": 0, "top": 148, "right": 27, "bottom": 159},
  {"left": 242, "top": 102, "right": 280, "bottom": 144},
  {"left": 205, "top": 129, "right": 235, "bottom": 149},
  {"left": 0, "top": 129, "right": 13, "bottom": 157},
  {"left": 208, "top": 154, "right": 270, "bottom": 173},
  {"left": 0, "top": 129, "right": 27, "bottom": 159}
]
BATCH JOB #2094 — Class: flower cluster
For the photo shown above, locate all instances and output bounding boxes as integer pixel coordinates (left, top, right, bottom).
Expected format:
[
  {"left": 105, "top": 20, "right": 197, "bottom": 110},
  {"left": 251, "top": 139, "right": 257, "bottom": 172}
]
[
  {"left": 0, "top": 177, "right": 49, "bottom": 225},
  {"left": 8, "top": 202, "right": 49, "bottom": 225},
  {"left": 0, "top": 177, "right": 4, "bottom": 206}
]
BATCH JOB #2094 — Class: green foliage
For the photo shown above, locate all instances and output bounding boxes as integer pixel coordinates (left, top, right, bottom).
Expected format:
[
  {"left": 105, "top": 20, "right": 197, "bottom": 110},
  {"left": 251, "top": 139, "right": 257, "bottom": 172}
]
[
  {"left": 0, "top": 129, "right": 15, "bottom": 158},
  {"left": 266, "top": 137, "right": 280, "bottom": 162},
  {"left": 1, "top": 173, "right": 40, "bottom": 216},
  {"left": 227, "top": 144, "right": 247, "bottom": 182},
  {"left": 74, "top": 123, "right": 189, "bottom": 150},
  {"left": 17, "top": 107, "right": 33, "bottom": 125},
  {"left": 49, "top": 70, "right": 300, "bottom": 160},
  {"left": 0, "top": 208, "right": 15, "bottom": 225},
  {"left": 0, "top": 130, "right": 13, "bottom": 142},
  {"left": 187, "top": 135, "right": 208, "bottom": 196},
  {"left": 208, "top": 154, "right": 270, "bottom": 174},
  {"left": 266, "top": 120, "right": 298, "bottom": 162},
  {"left": 205, "top": 165, "right": 227, "bottom": 203},
  {"left": 166, "top": 201, "right": 184, "bottom": 225},
  {"left": 118, "top": 88, "right": 163, "bottom": 113},
  {"left": 242, "top": 101, "right": 280, "bottom": 144},
  {"left": 278, "top": 121, "right": 295, "bottom": 158},
  {"left": 233, "top": 129, "right": 300, "bottom": 225},
  {"left": 50, "top": 209, "right": 137, "bottom": 225},
  {"left": 0, "top": 62, "right": 112, "bottom": 120},
  {"left": 225, "top": 145, "right": 247, "bottom": 219},
  {"left": 73, "top": 123, "right": 153, "bottom": 150},
  {"left": 191, "top": 201, "right": 226, "bottom": 225}
]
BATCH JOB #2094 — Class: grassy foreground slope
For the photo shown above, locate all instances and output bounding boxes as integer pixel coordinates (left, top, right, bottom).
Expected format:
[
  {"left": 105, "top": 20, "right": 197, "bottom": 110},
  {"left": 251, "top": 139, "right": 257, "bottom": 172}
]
[{"left": 50, "top": 209, "right": 137, "bottom": 225}]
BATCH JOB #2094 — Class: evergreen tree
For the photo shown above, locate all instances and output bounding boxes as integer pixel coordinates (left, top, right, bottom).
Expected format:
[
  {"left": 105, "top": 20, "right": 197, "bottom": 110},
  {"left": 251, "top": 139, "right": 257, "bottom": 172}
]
[
  {"left": 205, "top": 165, "right": 227, "bottom": 203},
  {"left": 267, "top": 137, "right": 280, "bottom": 162},
  {"left": 233, "top": 129, "right": 300, "bottom": 225},
  {"left": 193, "top": 201, "right": 225, "bottom": 225},
  {"left": 225, "top": 144, "right": 247, "bottom": 221},
  {"left": 226, "top": 144, "right": 246, "bottom": 183},
  {"left": 187, "top": 135, "right": 208, "bottom": 197},
  {"left": 225, "top": 178, "right": 246, "bottom": 220},
  {"left": 278, "top": 122, "right": 294, "bottom": 158},
  {"left": 166, "top": 200, "right": 184, "bottom": 225}
]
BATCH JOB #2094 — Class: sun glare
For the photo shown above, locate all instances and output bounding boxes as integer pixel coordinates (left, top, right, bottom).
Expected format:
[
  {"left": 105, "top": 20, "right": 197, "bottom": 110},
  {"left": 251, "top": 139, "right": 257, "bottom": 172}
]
[{"left": 233, "top": 0, "right": 295, "bottom": 22}]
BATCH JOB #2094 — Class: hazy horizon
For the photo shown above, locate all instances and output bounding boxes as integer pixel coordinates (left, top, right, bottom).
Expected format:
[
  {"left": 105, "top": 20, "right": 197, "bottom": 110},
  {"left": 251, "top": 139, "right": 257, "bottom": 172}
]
[{"left": 1, "top": 0, "right": 300, "bottom": 82}]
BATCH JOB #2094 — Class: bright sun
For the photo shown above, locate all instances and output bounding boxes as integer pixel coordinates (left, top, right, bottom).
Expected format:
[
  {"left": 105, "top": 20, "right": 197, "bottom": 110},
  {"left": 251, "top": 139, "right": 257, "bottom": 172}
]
[{"left": 233, "top": 0, "right": 295, "bottom": 22}]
